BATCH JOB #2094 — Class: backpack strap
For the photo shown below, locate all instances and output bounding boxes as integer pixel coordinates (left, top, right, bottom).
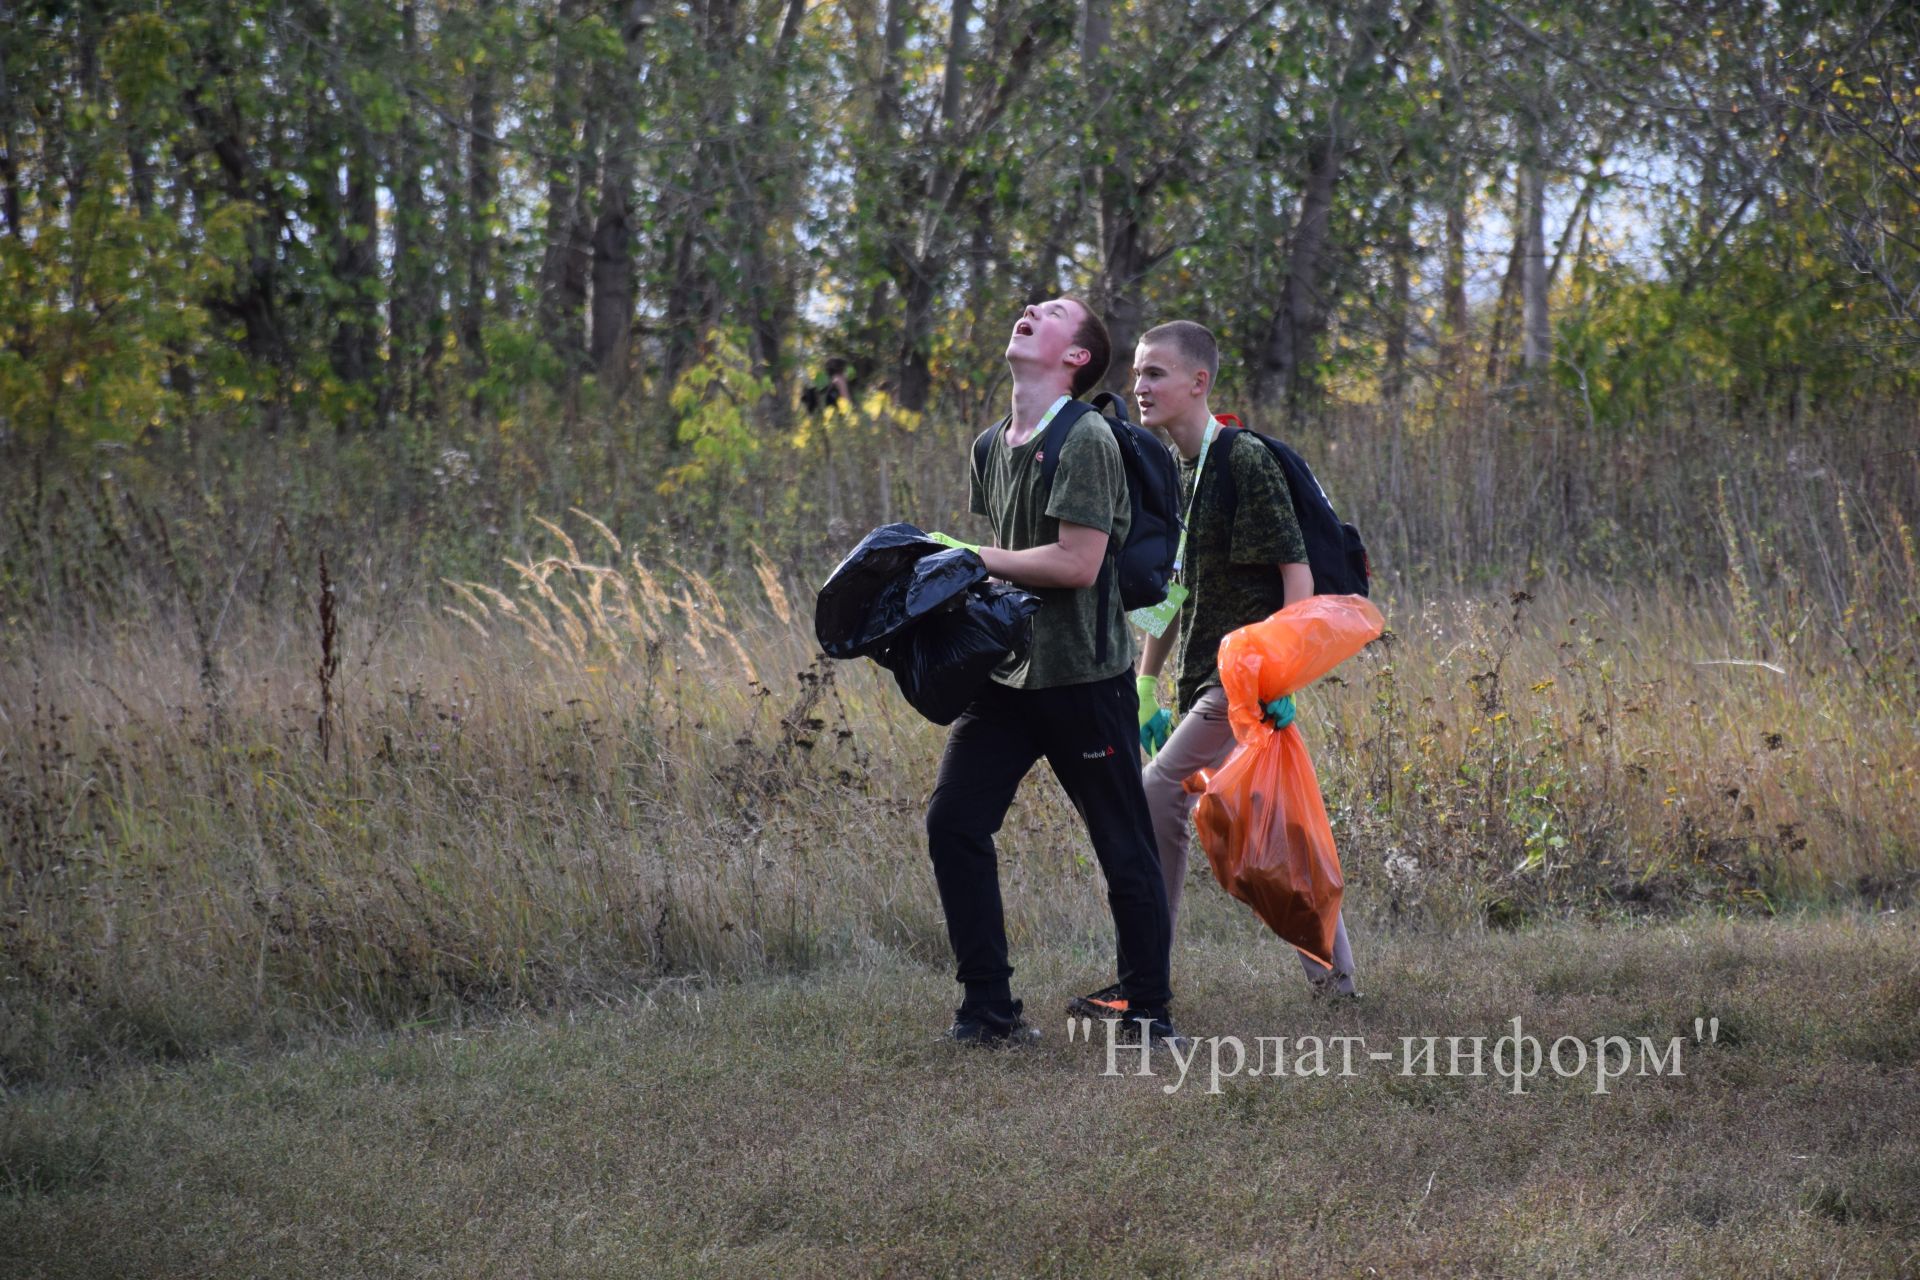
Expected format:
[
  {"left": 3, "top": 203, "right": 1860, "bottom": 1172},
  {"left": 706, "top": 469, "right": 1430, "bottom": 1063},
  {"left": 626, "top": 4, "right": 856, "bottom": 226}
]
[
  {"left": 1095, "top": 564, "right": 1111, "bottom": 664},
  {"left": 1040, "top": 393, "right": 1129, "bottom": 489},
  {"left": 1206, "top": 425, "right": 1245, "bottom": 523},
  {"left": 1036, "top": 399, "right": 1095, "bottom": 493},
  {"left": 1034, "top": 398, "right": 1116, "bottom": 664},
  {"left": 971, "top": 414, "right": 1010, "bottom": 500}
]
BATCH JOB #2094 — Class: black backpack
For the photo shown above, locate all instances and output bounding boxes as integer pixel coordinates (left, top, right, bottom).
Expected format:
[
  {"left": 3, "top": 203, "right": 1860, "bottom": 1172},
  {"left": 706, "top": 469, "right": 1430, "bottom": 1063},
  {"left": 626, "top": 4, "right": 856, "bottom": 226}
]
[
  {"left": 1205, "top": 416, "right": 1371, "bottom": 597},
  {"left": 972, "top": 392, "right": 1182, "bottom": 661}
]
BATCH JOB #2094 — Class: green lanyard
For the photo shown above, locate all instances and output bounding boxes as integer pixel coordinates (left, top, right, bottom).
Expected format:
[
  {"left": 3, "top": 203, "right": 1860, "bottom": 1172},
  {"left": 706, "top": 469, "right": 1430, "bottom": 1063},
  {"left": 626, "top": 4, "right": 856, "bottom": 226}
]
[
  {"left": 1034, "top": 394, "right": 1071, "bottom": 442},
  {"left": 1008, "top": 394, "right": 1071, "bottom": 446},
  {"left": 1171, "top": 422, "right": 1216, "bottom": 578}
]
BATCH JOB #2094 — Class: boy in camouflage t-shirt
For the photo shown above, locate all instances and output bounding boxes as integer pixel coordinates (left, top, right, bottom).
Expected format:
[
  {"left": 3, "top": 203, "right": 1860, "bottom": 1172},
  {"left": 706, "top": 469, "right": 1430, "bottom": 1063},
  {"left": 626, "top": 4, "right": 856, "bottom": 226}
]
[
  {"left": 922, "top": 297, "right": 1183, "bottom": 1050},
  {"left": 1169, "top": 427, "right": 1303, "bottom": 712},
  {"left": 1069, "top": 321, "right": 1359, "bottom": 1020}
]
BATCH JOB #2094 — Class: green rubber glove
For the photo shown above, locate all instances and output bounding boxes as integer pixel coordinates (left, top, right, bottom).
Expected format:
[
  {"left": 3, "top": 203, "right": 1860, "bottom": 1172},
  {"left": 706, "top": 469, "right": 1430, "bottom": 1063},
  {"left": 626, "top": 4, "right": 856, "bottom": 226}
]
[
  {"left": 925, "top": 530, "right": 981, "bottom": 554},
  {"left": 1136, "top": 674, "right": 1171, "bottom": 756},
  {"left": 1135, "top": 675, "right": 1160, "bottom": 728},
  {"left": 1264, "top": 694, "right": 1296, "bottom": 730},
  {"left": 1141, "top": 708, "right": 1172, "bottom": 756}
]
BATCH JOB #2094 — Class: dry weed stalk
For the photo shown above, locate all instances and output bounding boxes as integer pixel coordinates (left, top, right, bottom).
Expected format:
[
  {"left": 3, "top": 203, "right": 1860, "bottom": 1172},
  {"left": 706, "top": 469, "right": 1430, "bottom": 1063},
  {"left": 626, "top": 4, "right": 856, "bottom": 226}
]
[{"left": 443, "top": 512, "right": 785, "bottom": 688}]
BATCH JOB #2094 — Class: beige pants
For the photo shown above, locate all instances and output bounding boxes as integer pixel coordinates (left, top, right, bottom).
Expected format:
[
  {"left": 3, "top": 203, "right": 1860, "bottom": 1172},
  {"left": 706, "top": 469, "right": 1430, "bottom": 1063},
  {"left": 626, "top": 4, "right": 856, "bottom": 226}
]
[{"left": 1141, "top": 686, "right": 1357, "bottom": 994}]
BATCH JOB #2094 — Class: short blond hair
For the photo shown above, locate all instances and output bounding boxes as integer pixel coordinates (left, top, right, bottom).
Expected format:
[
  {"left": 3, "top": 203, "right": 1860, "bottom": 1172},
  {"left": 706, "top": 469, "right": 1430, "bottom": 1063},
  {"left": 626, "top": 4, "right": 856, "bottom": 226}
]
[{"left": 1140, "top": 320, "right": 1218, "bottom": 381}]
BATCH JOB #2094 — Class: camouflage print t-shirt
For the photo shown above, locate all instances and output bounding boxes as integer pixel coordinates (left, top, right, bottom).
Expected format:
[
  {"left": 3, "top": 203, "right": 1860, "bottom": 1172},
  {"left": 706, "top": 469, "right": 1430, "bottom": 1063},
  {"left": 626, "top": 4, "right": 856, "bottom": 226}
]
[
  {"left": 969, "top": 405, "right": 1135, "bottom": 689},
  {"left": 1174, "top": 431, "right": 1307, "bottom": 712}
]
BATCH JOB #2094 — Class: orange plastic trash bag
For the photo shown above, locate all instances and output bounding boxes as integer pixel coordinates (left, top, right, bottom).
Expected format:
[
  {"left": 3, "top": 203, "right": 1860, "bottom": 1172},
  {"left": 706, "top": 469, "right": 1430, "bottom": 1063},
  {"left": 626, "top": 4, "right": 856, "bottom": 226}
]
[
  {"left": 1188, "top": 595, "right": 1384, "bottom": 968},
  {"left": 1216, "top": 594, "right": 1386, "bottom": 746}
]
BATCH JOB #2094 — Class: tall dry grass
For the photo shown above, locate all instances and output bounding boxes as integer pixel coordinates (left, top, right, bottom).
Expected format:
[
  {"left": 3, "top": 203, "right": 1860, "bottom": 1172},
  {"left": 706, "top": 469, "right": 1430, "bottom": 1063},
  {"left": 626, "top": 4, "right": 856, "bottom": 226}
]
[
  {"left": 11, "top": 390, "right": 1915, "bottom": 632},
  {"left": 3, "top": 505, "right": 1914, "bottom": 1084}
]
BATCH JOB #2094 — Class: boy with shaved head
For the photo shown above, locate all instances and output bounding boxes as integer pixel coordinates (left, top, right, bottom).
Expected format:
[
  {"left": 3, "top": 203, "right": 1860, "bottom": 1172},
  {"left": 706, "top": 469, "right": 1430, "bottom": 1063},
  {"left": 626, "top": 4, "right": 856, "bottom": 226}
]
[{"left": 1069, "top": 319, "right": 1359, "bottom": 1019}]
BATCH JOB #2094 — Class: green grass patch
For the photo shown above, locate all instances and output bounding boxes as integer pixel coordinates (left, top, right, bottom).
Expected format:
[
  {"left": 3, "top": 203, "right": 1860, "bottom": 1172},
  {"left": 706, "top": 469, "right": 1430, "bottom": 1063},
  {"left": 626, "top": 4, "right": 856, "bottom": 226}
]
[{"left": 4, "top": 912, "right": 1915, "bottom": 1276}]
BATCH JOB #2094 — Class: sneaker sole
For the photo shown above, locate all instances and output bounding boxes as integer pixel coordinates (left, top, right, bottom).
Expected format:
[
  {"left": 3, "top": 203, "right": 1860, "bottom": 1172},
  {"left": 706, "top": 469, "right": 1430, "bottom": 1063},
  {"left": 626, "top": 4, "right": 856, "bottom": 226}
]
[
  {"left": 943, "top": 1028, "right": 1043, "bottom": 1048},
  {"left": 1115, "top": 1031, "right": 1192, "bottom": 1054}
]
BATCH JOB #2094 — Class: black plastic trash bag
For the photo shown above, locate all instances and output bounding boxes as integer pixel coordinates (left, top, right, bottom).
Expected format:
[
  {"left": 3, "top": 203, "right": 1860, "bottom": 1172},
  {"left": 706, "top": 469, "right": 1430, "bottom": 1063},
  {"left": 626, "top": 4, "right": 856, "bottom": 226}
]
[
  {"left": 814, "top": 522, "right": 1040, "bottom": 725},
  {"left": 815, "top": 522, "right": 989, "bottom": 659},
  {"left": 875, "top": 582, "right": 1041, "bottom": 725}
]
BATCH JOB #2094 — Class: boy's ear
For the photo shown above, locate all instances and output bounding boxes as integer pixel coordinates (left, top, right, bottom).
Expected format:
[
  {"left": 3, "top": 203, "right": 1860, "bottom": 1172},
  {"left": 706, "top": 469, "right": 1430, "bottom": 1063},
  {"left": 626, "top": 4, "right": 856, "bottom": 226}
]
[
  {"left": 1064, "top": 346, "right": 1091, "bottom": 369},
  {"left": 1193, "top": 367, "right": 1211, "bottom": 396}
]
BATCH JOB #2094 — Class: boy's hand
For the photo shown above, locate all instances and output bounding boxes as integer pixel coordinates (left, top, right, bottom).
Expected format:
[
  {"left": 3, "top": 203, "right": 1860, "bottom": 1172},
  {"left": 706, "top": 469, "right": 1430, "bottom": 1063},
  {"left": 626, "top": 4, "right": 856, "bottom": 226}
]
[
  {"left": 1135, "top": 675, "right": 1160, "bottom": 727},
  {"left": 1137, "top": 675, "right": 1172, "bottom": 756},
  {"left": 1263, "top": 694, "right": 1296, "bottom": 730},
  {"left": 1141, "top": 708, "right": 1172, "bottom": 757}
]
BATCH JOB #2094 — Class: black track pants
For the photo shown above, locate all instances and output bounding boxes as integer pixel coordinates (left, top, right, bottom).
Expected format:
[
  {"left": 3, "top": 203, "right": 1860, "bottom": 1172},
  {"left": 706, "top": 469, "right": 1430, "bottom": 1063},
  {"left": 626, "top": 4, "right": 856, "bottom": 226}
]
[{"left": 924, "top": 670, "right": 1173, "bottom": 1015}]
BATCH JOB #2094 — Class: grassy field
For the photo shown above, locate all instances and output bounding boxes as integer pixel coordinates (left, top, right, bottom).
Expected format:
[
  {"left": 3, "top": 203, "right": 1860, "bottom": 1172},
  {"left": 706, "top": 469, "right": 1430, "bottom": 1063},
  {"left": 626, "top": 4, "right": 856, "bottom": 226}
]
[
  {"left": 3, "top": 529, "right": 1915, "bottom": 1084},
  {"left": 3, "top": 460, "right": 1916, "bottom": 1274},
  {"left": 5, "top": 911, "right": 1916, "bottom": 1276}
]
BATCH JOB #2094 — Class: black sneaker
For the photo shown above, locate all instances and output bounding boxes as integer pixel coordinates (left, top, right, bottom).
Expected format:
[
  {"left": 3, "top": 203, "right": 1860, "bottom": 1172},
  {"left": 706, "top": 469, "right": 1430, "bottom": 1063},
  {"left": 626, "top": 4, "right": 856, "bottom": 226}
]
[
  {"left": 1111, "top": 1007, "right": 1190, "bottom": 1053},
  {"left": 1066, "top": 981, "right": 1129, "bottom": 1019},
  {"left": 945, "top": 1000, "right": 1042, "bottom": 1047}
]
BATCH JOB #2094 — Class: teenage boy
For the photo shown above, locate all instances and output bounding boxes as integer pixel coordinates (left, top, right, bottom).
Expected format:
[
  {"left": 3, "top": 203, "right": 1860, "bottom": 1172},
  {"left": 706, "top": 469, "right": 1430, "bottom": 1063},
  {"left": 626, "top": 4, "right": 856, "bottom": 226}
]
[
  {"left": 1069, "top": 320, "right": 1358, "bottom": 1018},
  {"left": 924, "top": 297, "right": 1184, "bottom": 1048}
]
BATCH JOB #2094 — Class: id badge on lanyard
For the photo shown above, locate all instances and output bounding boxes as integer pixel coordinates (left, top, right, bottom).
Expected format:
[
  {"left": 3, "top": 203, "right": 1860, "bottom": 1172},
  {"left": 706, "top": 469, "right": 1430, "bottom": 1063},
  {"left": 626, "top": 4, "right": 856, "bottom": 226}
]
[{"left": 1128, "top": 583, "right": 1187, "bottom": 638}]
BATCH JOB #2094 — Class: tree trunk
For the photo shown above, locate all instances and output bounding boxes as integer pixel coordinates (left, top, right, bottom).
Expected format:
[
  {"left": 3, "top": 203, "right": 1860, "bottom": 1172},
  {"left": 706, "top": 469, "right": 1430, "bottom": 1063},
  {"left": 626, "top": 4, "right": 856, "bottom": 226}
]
[
  {"left": 0, "top": 0, "right": 17, "bottom": 239},
  {"left": 127, "top": 137, "right": 153, "bottom": 219},
  {"left": 590, "top": 0, "right": 652, "bottom": 396},
  {"left": 163, "top": 175, "right": 198, "bottom": 399},
  {"left": 1255, "top": 128, "right": 1340, "bottom": 408},
  {"left": 331, "top": 130, "right": 381, "bottom": 411},
  {"left": 892, "top": 0, "right": 973, "bottom": 413},
  {"left": 837, "top": 0, "right": 905, "bottom": 388},
  {"left": 1252, "top": 0, "right": 1403, "bottom": 411},
  {"left": 1438, "top": 0, "right": 1469, "bottom": 388},
  {"left": 182, "top": 62, "right": 283, "bottom": 373},
  {"left": 1384, "top": 184, "right": 1412, "bottom": 401},
  {"left": 1083, "top": 0, "right": 1145, "bottom": 389},
  {"left": 895, "top": 263, "right": 937, "bottom": 412},
  {"left": 1485, "top": 177, "right": 1526, "bottom": 385},
  {"left": 938, "top": 0, "right": 971, "bottom": 127},
  {"left": 462, "top": 4, "right": 497, "bottom": 400},
  {"left": 737, "top": 0, "right": 809, "bottom": 425},
  {"left": 657, "top": 209, "right": 705, "bottom": 399},
  {"left": 1443, "top": 193, "right": 1469, "bottom": 382},
  {"left": 1520, "top": 140, "right": 1551, "bottom": 373},
  {"left": 387, "top": 0, "right": 433, "bottom": 420},
  {"left": 1547, "top": 149, "right": 1607, "bottom": 289},
  {"left": 966, "top": 192, "right": 994, "bottom": 350},
  {"left": 536, "top": 0, "right": 592, "bottom": 381}
]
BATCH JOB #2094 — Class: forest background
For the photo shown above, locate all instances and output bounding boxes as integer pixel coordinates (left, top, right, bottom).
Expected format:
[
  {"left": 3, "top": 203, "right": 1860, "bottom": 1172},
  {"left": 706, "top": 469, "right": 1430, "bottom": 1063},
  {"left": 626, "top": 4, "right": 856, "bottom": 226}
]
[{"left": 2, "top": 0, "right": 1919, "bottom": 1080}]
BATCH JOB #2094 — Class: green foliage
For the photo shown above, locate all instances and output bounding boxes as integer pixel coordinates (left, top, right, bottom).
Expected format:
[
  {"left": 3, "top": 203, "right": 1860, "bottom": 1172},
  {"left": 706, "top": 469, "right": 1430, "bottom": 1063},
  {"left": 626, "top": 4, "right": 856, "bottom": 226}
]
[
  {"left": 1559, "top": 201, "right": 1920, "bottom": 422},
  {"left": 660, "top": 330, "right": 774, "bottom": 497},
  {"left": 0, "top": 0, "right": 1914, "bottom": 445},
  {"left": 0, "top": 165, "right": 247, "bottom": 451}
]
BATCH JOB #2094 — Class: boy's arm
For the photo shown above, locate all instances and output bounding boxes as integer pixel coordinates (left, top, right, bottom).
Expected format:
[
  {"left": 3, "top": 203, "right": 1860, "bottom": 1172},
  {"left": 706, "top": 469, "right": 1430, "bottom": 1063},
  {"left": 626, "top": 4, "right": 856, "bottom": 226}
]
[
  {"left": 1224, "top": 436, "right": 1311, "bottom": 606},
  {"left": 978, "top": 412, "right": 1120, "bottom": 590},
  {"left": 976, "top": 522, "right": 1106, "bottom": 590},
  {"left": 1138, "top": 611, "right": 1180, "bottom": 677},
  {"left": 1281, "top": 562, "right": 1314, "bottom": 605}
]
